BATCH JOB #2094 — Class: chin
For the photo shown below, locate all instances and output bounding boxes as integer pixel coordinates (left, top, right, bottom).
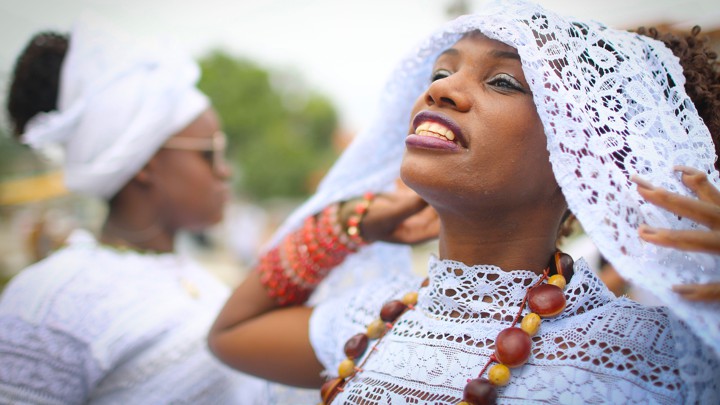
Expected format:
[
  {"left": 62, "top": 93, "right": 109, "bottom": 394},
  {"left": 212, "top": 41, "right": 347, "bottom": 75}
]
[{"left": 400, "top": 153, "right": 449, "bottom": 202}]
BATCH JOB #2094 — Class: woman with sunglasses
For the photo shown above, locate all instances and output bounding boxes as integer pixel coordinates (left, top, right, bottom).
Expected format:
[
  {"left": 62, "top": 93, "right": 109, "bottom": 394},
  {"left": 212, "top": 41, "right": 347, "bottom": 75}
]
[{"left": 0, "top": 17, "right": 265, "bottom": 404}]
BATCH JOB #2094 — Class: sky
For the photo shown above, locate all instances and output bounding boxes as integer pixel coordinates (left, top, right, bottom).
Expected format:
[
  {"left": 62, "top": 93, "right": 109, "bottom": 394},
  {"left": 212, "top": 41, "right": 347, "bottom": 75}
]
[{"left": 0, "top": 0, "right": 717, "bottom": 132}]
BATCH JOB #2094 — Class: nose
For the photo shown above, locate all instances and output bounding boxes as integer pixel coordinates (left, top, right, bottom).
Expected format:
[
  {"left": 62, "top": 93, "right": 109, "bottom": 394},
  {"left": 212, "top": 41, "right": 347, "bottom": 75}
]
[
  {"left": 424, "top": 74, "right": 471, "bottom": 111},
  {"left": 215, "top": 159, "right": 233, "bottom": 180}
]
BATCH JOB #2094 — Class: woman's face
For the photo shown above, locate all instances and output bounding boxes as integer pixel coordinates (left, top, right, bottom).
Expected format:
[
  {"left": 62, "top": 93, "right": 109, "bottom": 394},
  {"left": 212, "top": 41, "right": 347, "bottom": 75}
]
[
  {"left": 150, "top": 108, "right": 231, "bottom": 231},
  {"left": 400, "top": 32, "right": 562, "bottom": 218}
]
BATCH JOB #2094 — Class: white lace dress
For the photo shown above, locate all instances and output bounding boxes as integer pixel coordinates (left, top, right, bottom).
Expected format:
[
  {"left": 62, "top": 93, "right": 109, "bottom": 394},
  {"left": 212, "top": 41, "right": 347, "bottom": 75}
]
[
  {"left": 0, "top": 230, "right": 269, "bottom": 404},
  {"left": 310, "top": 256, "right": 720, "bottom": 404}
]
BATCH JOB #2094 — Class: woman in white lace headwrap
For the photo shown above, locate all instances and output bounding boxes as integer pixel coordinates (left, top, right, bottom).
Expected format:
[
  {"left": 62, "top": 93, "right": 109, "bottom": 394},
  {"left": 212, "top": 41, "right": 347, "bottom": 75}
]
[
  {"left": 209, "top": 1, "right": 720, "bottom": 404},
  {"left": 0, "top": 16, "right": 273, "bottom": 404}
]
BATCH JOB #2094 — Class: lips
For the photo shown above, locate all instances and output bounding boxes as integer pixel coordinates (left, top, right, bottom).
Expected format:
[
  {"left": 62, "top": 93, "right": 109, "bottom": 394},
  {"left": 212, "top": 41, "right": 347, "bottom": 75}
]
[{"left": 410, "top": 111, "right": 467, "bottom": 148}]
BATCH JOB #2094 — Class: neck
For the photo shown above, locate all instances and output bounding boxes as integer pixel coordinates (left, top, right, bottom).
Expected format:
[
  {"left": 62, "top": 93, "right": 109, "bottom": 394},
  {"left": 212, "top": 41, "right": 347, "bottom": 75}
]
[
  {"left": 437, "top": 209, "right": 561, "bottom": 274},
  {"left": 100, "top": 195, "right": 175, "bottom": 254}
]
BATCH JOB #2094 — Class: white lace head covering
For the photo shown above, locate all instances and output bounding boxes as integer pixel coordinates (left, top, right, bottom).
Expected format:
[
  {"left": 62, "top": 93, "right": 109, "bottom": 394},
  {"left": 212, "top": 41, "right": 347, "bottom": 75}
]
[
  {"left": 20, "top": 14, "right": 209, "bottom": 199},
  {"left": 273, "top": 0, "right": 720, "bottom": 354}
]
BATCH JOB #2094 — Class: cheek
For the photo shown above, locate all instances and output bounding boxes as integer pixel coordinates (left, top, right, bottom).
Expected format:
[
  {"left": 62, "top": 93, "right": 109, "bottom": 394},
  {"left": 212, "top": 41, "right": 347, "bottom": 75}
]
[{"left": 159, "top": 161, "right": 224, "bottom": 225}]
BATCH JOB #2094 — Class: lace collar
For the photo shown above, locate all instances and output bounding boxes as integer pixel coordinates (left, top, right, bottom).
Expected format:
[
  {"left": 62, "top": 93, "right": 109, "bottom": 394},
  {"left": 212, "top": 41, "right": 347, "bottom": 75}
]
[{"left": 417, "top": 255, "right": 616, "bottom": 325}]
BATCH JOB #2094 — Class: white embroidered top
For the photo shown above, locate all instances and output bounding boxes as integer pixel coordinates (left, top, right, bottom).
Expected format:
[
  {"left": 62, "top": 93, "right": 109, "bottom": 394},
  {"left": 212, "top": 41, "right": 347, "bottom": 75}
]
[
  {"left": 0, "top": 230, "right": 269, "bottom": 404},
  {"left": 310, "top": 257, "right": 720, "bottom": 404}
]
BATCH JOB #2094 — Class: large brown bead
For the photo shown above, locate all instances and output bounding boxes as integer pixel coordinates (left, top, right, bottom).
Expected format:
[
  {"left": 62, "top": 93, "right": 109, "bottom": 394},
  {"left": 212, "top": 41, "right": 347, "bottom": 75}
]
[
  {"left": 549, "top": 252, "right": 574, "bottom": 281},
  {"left": 494, "top": 327, "right": 532, "bottom": 368},
  {"left": 344, "top": 333, "right": 369, "bottom": 359},
  {"left": 320, "top": 377, "right": 346, "bottom": 404},
  {"left": 380, "top": 300, "right": 407, "bottom": 323},
  {"left": 463, "top": 378, "right": 498, "bottom": 405},
  {"left": 527, "top": 284, "right": 567, "bottom": 317}
]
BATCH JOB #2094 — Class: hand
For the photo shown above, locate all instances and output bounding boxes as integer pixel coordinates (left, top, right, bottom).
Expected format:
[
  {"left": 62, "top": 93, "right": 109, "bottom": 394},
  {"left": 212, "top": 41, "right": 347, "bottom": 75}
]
[
  {"left": 344, "top": 179, "right": 440, "bottom": 244},
  {"left": 671, "top": 283, "right": 720, "bottom": 302},
  {"left": 631, "top": 166, "right": 720, "bottom": 302},
  {"left": 631, "top": 166, "right": 720, "bottom": 254}
]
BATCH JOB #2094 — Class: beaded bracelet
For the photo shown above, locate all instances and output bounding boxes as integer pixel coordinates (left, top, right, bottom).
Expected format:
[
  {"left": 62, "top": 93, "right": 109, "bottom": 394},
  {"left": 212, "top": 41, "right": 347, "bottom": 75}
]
[
  {"left": 344, "top": 192, "right": 375, "bottom": 246},
  {"left": 257, "top": 202, "right": 365, "bottom": 306}
]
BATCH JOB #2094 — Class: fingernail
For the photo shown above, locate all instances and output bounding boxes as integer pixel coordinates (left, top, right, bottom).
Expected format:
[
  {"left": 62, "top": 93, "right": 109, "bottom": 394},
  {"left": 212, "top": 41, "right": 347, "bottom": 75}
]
[
  {"left": 630, "top": 175, "right": 655, "bottom": 190},
  {"left": 638, "top": 224, "right": 657, "bottom": 235}
]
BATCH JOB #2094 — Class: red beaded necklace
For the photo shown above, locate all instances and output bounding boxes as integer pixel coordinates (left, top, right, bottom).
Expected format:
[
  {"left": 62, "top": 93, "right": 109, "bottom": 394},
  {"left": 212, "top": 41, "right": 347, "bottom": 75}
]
[{"left": 321, "top": 252, "right": 574, "bottom": 405}]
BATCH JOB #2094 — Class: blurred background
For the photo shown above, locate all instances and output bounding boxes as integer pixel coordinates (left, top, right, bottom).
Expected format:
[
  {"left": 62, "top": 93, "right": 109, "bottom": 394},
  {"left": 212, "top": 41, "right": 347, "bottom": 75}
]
[{"left": 1, "top": 0, "right": 718, "bottom": 295}]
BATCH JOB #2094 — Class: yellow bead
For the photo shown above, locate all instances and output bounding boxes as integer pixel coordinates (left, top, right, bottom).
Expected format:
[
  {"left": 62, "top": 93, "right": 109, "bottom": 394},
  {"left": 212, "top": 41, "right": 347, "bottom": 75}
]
[
  {"left": 547, "top": 274, "right": 567, "bottom": 290},
  {"left": 457, "top": 402, "right": 472, "bottom": 405},
  {"left": 401, "top": 291, "right": 418, "bottom": 306},
  {"left": 337, "top": 358, "right": 355, "bottom": 379},
  {"left": 366, "top": 318, "right": 387, "bottom": 339},
  {"left": 520, "top": 312, "right": 542, "bottom": 336},
  {"left": 488, "top": 363, "right": 511, "bottom": 386}
]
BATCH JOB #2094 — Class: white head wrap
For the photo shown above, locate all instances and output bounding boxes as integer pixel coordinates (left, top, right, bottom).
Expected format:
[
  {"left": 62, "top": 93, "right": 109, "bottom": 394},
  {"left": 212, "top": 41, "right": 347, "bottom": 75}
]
[
  {"left": 272, "top": 1, "right": 720, "bottom": 354},
  {"left": 21, "top": 14, "right": 209, "bottom": 199}
]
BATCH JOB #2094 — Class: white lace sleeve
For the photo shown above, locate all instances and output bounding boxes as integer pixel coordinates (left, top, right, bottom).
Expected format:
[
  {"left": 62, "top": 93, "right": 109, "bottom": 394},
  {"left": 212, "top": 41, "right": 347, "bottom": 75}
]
[
  {"left": 0, "top": 316, "right": 102, "bottom": 404},
  {"left": 667, "top": 311, "right": 720, "bottom": 403},
  {"left": 309, "top": 274, "right": 421, "bottom": 374}
]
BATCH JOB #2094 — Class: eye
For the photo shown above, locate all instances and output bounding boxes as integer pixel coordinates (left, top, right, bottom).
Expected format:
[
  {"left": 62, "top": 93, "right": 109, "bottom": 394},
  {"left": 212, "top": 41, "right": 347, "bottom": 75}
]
[
  {"left": 201, "top": 150, "right": 214, "bottom": 164},
  {"left": 488, "top": 73, "right": 526, "bottom": 93},
  {"left": 431, "top": 69, "right": 452, "bottom": 82}
]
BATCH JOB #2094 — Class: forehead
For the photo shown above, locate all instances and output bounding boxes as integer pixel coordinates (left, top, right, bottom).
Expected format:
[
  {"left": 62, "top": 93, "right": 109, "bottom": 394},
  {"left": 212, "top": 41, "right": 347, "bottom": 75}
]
[{"left": 437, "top": 31, "right": 521, "bottom": 63}]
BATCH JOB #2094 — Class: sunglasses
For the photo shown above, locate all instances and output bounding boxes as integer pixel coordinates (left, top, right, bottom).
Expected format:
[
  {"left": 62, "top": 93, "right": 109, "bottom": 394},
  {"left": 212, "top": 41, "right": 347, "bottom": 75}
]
[{"left": 162, "top": 131, "right": 228, "bottom": 175}]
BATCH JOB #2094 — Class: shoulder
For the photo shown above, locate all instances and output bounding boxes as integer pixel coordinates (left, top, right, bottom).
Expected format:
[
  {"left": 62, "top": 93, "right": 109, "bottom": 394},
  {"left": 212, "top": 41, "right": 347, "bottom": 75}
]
[
  {"left": 568, "top": 298, "right": 720, "bottom": 401},
  {"left": 0, "top": 241, "right": 97, "bottom": 323}
]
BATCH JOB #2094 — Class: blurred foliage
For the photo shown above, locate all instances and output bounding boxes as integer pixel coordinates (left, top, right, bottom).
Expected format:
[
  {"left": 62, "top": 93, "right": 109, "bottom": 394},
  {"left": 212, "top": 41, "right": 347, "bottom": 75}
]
[
  {"left": 198, "top": 51, "right": 339, "bottom": 201},
  {"left": 0, "top": 127, "right": 47, "bottom": 180}
]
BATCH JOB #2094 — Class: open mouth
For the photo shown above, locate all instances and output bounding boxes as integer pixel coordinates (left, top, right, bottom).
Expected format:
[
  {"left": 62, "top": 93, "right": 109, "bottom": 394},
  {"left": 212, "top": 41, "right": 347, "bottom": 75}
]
[
  {"left": 413, "top": 111, "right": 467, "bottom": 147},
  {"left": 408, "top": 111, "right": 467, "bottom": 149}
]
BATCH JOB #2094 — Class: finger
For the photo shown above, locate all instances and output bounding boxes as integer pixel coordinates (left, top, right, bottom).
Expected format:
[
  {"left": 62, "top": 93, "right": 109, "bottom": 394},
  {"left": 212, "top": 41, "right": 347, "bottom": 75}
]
[
  {"left": 674, "top": 166, "right": 720, "bottom": 206},
  {"left": 672, "top": 283, "right": 720, "bottom": 302},
  {"left": 392, "top": 206, "right": 440, "bottom": 244},
  {"left": 639, "top": 225, "right": 720, "bottom": 254},
  {"left": 633, "top": 180, "right": 720, "bottom": 228}
]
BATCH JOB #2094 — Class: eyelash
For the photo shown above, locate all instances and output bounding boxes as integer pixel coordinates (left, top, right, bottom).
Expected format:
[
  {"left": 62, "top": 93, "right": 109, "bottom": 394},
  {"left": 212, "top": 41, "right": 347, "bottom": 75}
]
[
  {"left": 488, "top": 73, "right": 525, "bottom": 92},
  {"left": 430, "top": 70, "right": 526, "bottom": 93},
  {"left": 431, "top": 69, "right": 451, "bottom": 82}
]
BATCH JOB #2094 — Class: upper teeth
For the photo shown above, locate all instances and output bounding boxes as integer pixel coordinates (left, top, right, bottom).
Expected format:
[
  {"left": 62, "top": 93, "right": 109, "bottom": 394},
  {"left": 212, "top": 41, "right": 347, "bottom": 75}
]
[{"left": 415, "top": 121, "right": 456, "bottom": 141}]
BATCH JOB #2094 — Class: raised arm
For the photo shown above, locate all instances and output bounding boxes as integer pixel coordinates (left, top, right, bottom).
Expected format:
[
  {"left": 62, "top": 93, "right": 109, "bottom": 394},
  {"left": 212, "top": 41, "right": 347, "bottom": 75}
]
[{"left": 208, "top": 182, "right": 439, "bottom": 387}]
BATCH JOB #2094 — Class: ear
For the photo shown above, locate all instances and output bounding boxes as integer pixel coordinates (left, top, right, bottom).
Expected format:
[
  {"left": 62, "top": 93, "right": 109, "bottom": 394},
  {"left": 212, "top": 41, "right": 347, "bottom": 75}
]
[{"left": 132, "top": 155, "right": 161, "bottom": 186}]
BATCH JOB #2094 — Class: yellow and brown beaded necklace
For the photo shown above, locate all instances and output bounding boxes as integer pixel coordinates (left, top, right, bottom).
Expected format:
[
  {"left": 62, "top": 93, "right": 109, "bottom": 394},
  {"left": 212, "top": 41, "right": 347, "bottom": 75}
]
[{"left": 320, "top": 251, "right": 574, "bottom": 405}]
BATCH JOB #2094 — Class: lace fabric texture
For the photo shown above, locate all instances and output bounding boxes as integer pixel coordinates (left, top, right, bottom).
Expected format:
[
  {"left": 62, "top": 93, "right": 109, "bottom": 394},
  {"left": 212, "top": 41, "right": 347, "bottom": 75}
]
[
  {"left": 311, "top": 257, "right": 720, "bottom": 404},
  {"left": 275, "top": 0, "right": 720, "bottom": 355},
  {"left": 0, "top": 230, "right": 269, "bottom": 404}
]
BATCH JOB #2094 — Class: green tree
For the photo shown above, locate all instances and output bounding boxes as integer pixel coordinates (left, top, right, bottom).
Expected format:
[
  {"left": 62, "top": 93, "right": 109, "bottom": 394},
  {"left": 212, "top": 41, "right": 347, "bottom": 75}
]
[
  {"left": 0, "top": 127, "right": 46, "bottom": 181},
  {"left": 198, "top": 51, "right": 339, "bottom": 201}
]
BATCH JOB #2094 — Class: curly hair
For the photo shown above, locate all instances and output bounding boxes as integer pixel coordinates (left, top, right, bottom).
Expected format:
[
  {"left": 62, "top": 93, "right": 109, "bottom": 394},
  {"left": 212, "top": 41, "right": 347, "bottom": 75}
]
[
  {"left": 636, "top": 25, "right": 720, "bottom": 168},
  {"left": 6, "top": 31, "right": 69, "bottom": 137}
]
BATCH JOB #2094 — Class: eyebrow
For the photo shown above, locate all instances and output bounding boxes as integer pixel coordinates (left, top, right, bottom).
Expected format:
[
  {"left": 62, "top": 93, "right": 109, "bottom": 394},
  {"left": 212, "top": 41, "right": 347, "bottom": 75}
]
[
  {"left": 490, "top": 49, "right": 521, "bottom": 61},
  {"left": 437, "top": 48, "right": 459, "bottom": 58},
  {"left": 436, "top": 47, "right": 521, "bottom": 61}
]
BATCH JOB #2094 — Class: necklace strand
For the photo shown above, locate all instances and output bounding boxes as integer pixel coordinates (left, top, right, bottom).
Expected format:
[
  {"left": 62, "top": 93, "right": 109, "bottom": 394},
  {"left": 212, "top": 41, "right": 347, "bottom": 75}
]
[{"left": 321, "top": 252, "right": 574, "bottom": 405}]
